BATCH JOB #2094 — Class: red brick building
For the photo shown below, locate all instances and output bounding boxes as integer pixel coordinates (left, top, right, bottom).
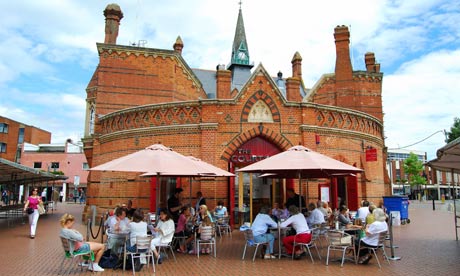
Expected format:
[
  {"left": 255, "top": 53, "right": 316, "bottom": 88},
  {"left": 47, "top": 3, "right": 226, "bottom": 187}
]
[
  {"left": 83, "top": 4, "right": 388, "bottom": 223},
  {"left": 0, "top": 116, "right": 51, "bottom": 163}
]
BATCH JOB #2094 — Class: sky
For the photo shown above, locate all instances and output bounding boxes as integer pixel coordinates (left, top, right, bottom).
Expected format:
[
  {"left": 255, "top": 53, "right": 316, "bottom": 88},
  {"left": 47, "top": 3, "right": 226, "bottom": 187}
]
[{"left": 0, "top": 0, "right": 459, "bottom": 160}]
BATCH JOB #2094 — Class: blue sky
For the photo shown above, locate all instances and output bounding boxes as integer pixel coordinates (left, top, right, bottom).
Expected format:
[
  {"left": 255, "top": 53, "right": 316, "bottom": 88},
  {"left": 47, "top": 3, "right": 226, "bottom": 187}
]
[{"left": 0, "top": 0, "right": 459, "bottom": 160}]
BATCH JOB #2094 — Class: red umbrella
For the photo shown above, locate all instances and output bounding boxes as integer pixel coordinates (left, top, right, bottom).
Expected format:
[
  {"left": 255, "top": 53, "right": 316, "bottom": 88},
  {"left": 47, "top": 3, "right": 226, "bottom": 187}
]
[{"left": 237, "top": 145, "right": 362, "bottom": 209}]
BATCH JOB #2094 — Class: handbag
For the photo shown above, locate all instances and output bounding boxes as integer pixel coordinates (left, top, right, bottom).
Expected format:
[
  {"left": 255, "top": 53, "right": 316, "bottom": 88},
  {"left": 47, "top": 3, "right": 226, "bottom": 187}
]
[
  {"left": 37, "top": 203, "right": 46, "bottom": 215},
  {"left": 26, "top": 207, "right": 34, "bottom": 215}
]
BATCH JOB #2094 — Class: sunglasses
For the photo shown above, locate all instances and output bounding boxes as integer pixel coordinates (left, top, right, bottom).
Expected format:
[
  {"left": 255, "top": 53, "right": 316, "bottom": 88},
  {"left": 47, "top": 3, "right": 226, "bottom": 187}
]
[{"left": 33, "top": 189, "right": 38, "bottom": 191}]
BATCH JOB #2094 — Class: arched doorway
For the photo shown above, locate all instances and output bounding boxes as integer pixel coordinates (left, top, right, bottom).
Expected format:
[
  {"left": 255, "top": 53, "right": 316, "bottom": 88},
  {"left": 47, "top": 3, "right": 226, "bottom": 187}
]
[{"left": 228, "top": 137, "right": 282, "bottom": 226}]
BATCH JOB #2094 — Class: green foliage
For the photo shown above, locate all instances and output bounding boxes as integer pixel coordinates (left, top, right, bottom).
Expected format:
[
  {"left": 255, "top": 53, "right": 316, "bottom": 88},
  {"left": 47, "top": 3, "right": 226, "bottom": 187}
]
[
  {"left": 445, "top": 117, "right": 460, "bottom": 143},
  {"left": 403, "top": 152, "right": 425, "bottom": 186}
]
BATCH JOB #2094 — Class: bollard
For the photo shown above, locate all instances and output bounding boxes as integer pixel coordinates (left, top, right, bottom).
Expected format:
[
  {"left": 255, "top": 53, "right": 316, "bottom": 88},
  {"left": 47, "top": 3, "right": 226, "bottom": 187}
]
[
  {"left": 388, "top": 212, "right": 401, "bottom": 261},
  {"left": 432, "top": 199, "right": 435, "bottom": 211}
]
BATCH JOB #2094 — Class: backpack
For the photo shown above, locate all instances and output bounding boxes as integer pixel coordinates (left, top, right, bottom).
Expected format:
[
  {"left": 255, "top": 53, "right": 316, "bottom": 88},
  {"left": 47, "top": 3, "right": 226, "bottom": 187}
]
[{"left": 99, "top": 249, "right": 119, "bottom": 269}]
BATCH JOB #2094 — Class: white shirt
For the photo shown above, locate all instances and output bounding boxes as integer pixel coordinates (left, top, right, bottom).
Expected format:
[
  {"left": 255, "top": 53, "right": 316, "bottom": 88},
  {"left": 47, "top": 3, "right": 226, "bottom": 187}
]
[
  {"left": 156, "top": 219, "right": 175, "bottom": 244},
  {"left": 108, "top": 216, "right": 130, "bottom": 233},
  {"left": 306, "top": 208, "right": 325, "bottom": 226},
  {"left": 281, "top": 213, "right": 310, "bottom": 234},
  {"left": 362, "top": 221, "right": 388, "bottom": 246},
  {"left": 357, "top": 207, "right": 370, "bottom": 221},
  {"left": 128, "top": 221, "right": 147, "bottom": 246}
]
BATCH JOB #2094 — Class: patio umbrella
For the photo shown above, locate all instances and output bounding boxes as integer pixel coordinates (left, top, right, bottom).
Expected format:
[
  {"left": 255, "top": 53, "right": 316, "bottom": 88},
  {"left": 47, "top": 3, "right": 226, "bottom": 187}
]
[
  {"left": 141, "top": 156, "right": 235, "bottom": 207},
  {"left": 236, "top": 145, "right": 363, "bottom": 210},
  {"left": 91, "top": 144, "right": 220, "bottom": 212}
]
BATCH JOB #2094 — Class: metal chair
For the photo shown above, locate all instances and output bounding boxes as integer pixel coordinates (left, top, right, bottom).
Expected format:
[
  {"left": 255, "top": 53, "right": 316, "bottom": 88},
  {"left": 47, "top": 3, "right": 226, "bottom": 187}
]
[
  {"left": 291, "top": 229, "right": 322, "bottom": 263},
  {"left": 125, "top": 235, "right": 155, "bottom": 274},
  {"left": 58, "top": 236, "right": 94, "bottom": 275},
  {"left": 241, "top": 229, "right": 268, "bottom": 262},
  {"left": 155, "top": 241, "right": 177, "bottom": 263},
  {"left": 326, "top": 230, "right": 356, "bottom": 267},
  {"left": 196, "top": 225, "right": 216, "bottom": 258},
  {"left": 355, "top": 231, "right": 390, "bottom": 268},
  {"left": 216, "top": 216, "right": 232, "bottom": 237}
]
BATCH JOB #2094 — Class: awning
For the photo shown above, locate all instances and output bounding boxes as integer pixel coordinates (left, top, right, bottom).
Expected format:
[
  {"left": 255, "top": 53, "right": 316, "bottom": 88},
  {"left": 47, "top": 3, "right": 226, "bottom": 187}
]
[
  {"left": 426, "top": 137, "right": 460, "bottom": 173},
  {"left": 0, "top": 158, "right": 68, "bottom": 185}
]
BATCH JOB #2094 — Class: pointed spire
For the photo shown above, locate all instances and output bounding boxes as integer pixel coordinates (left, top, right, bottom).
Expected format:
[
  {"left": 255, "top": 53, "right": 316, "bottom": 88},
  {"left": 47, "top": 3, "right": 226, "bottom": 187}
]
[
  {"left": 173, "top": 36, "right": 184, "bottom": 54},
  {"left": 229, "top": 4, "right": 252, "bottom": 69}
]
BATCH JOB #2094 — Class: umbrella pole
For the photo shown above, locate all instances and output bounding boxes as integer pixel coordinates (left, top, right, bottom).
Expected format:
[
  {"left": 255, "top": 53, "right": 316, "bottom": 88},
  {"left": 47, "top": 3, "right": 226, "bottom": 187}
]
[
  {"left": 298, "top": 172, "right": 302, "bottom": 211},
  {"left": 189, "top": 176, "right": 192, "bottom": 208},
  {"left": 156, "top": 173, "right": 161, "bottom": 218}
]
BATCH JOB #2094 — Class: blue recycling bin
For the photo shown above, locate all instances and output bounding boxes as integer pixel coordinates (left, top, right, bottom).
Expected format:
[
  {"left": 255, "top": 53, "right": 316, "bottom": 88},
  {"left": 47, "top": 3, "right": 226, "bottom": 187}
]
[{"left": 383, "top": 195, "right": 410, "bottom": 224}]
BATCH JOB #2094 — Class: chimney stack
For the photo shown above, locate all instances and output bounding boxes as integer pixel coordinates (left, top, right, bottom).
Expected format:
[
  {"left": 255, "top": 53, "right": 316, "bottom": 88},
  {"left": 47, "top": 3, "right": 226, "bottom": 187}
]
[
  {"left": 173, "top": 36, "right": 184, "bottom": 54},
  {"left": 291, "top": 51, "right": 302, "bottom": 80},
  {"left": 334, "top": 25, "right": 352, "bottom": 82},
  {"left": 216, "top": 64, "right": 232, "bottom": 99},
  {"left": 104, "top": 4, "right": 123, "bottom": 44},
  {"left": 365, "top": 52, "right": 380, "bottom": 73}
]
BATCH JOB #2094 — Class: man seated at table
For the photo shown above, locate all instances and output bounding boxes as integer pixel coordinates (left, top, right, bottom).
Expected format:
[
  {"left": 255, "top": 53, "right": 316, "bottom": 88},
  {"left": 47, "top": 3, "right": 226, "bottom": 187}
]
[
  {"left": 306, "top": 202, "right": 325, "bottom": 228},
  {"left": 107, "top": 207, "right": 130, "bottom": 254},
  {"left": 356, "top": 200, "right": 370, "bottom": 223},
  {"left": 280, "top": 205, "right": 311, "bottom": 260},
  {"left": 251, "top": 206, "right": 277, "bottom": 259}
]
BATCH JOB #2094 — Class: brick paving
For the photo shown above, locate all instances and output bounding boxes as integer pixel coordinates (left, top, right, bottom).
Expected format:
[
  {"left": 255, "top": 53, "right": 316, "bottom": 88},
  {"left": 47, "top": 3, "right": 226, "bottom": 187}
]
[{"left": 1, "top": 201, "right": 459, "bottom": 276}]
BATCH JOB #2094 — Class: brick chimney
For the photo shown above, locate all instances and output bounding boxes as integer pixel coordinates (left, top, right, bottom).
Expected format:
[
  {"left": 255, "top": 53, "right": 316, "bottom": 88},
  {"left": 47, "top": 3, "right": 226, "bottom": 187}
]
[
  {"left": 365, "top": 52, "right": 380, "bottom": 73},
  {"left": 104, "top": 4, "right": 123, "bottom": 44},
  {"left": 216, "top": 64, "right": 231, "bottom": 99},
  {"left": 334, "top": 25, "right": 352, "bottom": 82},
  {"left": 291, "top": 51, "right": 302, "bottom": 80},
  {"left": 286, "top": 77, "right": 301, "bottom": 102},
  {"left": 173, "top": 36, "right": 184, "bottom": 54}
]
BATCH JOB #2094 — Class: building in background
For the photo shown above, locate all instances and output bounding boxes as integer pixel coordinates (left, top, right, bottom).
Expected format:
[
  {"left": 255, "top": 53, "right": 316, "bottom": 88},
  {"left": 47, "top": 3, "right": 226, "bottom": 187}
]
[
  {"left": 0, "top": 116, "right": 51, "bottom": 163},
  {"left": 387, "top": 148, "right": 459, "bottom": 199},
  {"left": 20, "top": 139, "right": 89, "bottom": 202},
  {"left": 83, "top": 4, "right": 387, "bottom": 225}
]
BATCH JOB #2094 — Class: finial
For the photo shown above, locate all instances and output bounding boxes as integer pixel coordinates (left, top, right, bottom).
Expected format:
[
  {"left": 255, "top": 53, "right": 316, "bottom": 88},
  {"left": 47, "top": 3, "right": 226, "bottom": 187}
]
[{"left": 238, "top": 0, "right": 242, "bottom": 9}]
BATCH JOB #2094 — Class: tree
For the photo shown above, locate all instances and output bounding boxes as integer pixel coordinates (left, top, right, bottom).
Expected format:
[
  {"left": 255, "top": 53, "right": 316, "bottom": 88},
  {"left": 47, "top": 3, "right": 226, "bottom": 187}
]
[
  {"left": 403, "top": 152, "right": 427, "bottom": 200},
  {"left": 445, "top": 117, "right": 460, "bottom": 143}
]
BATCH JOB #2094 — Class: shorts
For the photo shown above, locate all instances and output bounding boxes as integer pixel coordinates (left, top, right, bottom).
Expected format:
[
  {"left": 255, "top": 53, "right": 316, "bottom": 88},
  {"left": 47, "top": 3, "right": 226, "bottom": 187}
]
[{"left": 75, "top": 243, "right": 91, "bottom": 253}]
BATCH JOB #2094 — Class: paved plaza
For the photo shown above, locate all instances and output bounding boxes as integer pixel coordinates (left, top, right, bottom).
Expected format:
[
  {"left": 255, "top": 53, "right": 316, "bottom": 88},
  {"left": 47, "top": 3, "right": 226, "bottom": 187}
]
[{"left": 1, "top": 201, "right": 459, "bottom": 276}]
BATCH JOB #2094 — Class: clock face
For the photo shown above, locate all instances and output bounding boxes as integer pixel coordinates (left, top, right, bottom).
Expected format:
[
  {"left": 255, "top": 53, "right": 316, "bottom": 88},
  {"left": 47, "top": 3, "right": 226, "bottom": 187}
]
[{"left": 238, "top": 51, "right": 247, "bottom": 60}]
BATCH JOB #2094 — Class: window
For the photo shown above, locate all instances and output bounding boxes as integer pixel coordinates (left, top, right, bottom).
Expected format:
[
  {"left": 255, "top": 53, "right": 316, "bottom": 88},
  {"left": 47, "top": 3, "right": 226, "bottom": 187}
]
[
  {"left": 82, "top": 162, "right": 89, "bottom": 170},
  {"left": 0, "top": 142, "right": 6, "bottom": 153},
  {"left": 89, "top": 107, "right": 95, "bottom": 135},
  {"left": 50, "top": 162, "right": 60, "bottom": 169},
  {"left": 17, "top": 128, "right": 25, "bottom": 144},
  {"left": 33, "top": 162, "right": 42, "bottom": 169},
  {"left": 0, "top": 123, "right": 8, "bottom": 133}
]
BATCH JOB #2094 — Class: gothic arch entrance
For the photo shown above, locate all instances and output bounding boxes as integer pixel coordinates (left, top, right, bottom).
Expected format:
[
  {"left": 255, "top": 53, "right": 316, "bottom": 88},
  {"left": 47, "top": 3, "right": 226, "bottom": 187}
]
[{"left": 228, "top": 136, "right": 283, "bottom": 226}]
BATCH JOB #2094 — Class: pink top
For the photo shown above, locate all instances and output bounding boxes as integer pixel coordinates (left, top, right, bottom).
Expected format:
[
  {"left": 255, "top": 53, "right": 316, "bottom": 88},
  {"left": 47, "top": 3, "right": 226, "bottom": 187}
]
[{"left": 28, "top": 196, "right": 40, "bottom": 209}]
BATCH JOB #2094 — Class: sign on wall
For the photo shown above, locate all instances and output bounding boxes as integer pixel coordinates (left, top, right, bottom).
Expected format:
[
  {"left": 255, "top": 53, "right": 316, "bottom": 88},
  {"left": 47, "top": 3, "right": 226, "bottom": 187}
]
[{"left": 366, "top": 148, "right": 378, "bottom": 162}]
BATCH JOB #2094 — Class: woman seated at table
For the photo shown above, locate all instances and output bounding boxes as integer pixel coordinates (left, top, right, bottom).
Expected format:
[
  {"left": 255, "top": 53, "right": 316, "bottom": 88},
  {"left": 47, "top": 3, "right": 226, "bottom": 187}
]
[
  {"left": 60, "top": 213, "right": 106, "bottom": 272},
  {"left": 108, "top": 207, "right": 130, "bottom": 233},
  {"left": 280, "top": 205, "right": 311, "bottom": 260},
  {"left": 150, "top": 209, "right": 175, "bottom": 264},
  {"left": 365, "top": 204, "right": 377, "bottom": 225},
  {"left": 338, "top": 205, "right": 362, "bottom": 229},
  {"left": 251, "top": 205, "right": 277, "bottom": 259},
  {"left": 175, "top": 206, "right": 194, "bottom": 253},
  {"left": 214, "top": 200, "right": 228, "bottom": 218},
  {"left": 271, "top": 202, "right": 289, "bottom": 222},
  {"left": 127, "top": 209, "right": 153, "bottom": 249},
  {"left": 356, "top": 208, "right": 388, "bottom": 264}
]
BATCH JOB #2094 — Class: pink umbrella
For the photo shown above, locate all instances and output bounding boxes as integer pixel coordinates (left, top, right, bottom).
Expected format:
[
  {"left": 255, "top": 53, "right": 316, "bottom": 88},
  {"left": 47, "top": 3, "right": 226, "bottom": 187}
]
[
  {"left": 91, "top": 144, "right": 222, "bottom": 212},
  {"left": 237, "top": 145, "right": 362, "bottom": 209},
  {"left": 91, "top": 144, "right": 216, "bottom": 175}
]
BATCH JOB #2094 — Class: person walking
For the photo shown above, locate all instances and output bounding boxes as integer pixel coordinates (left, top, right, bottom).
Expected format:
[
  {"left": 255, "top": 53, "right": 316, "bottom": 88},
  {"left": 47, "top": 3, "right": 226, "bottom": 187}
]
[{"left": 23, "top": 187, "right": 43, "bottom": 239}]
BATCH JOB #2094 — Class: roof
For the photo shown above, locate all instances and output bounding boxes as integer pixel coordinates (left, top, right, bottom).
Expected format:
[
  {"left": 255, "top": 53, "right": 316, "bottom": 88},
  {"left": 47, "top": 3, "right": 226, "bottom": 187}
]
[
  {"left": 192, "top": 69, "right": 216, "bottom": 98},
  {"left": 0, "top": 158, "right": 67, "bottom": 185},
  {"left": 426, "top": 136, "right": 460, "bottom": 173}
]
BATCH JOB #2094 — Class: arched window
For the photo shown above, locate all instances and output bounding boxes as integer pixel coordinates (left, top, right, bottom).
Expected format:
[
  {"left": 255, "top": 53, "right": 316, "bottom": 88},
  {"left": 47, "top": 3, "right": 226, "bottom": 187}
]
[{"left": 89, "top": 106, "right": 95, "bottom": 135}]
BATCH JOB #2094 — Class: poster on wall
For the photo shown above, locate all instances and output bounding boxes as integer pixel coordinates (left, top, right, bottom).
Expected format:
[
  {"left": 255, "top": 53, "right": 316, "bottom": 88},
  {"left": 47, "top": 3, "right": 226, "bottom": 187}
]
[{"left": 320, "top": 186, "right": 330, "bottom": 203}]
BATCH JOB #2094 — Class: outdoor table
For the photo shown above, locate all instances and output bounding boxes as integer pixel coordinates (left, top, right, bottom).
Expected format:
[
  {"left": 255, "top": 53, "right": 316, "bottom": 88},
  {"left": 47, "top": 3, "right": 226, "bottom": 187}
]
[
  {"left": 269, "top": 225, "right": 291, "bottom": 259},
  {"left": 107, "top": 231, "right": 130, "bottom": 270}
]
